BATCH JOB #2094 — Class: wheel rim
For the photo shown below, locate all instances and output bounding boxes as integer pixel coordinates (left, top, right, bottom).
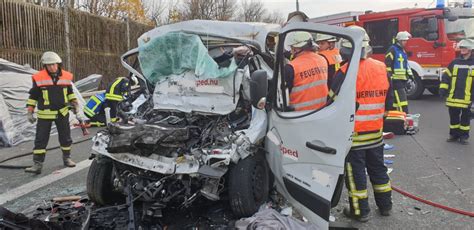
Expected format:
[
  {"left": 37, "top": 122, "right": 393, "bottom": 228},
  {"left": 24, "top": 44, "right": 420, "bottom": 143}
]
[{"left": 405, "top": 78, "right": 417, "bottom": 95}]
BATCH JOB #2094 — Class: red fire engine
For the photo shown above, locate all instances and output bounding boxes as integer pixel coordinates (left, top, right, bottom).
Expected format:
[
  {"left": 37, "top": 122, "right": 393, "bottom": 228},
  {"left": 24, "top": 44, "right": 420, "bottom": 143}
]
[{"left": 310, "top": 4, "right": 474, "bottom": 99}]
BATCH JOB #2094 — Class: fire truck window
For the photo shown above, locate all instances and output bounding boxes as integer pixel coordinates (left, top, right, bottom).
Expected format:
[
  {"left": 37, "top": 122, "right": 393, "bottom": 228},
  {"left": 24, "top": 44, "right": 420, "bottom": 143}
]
[
  {"left": 363, "top": 19, "right": 399, "bottom": 54},
  {"left": 410, "top": 17, "right": 439, "bottom": 41}
]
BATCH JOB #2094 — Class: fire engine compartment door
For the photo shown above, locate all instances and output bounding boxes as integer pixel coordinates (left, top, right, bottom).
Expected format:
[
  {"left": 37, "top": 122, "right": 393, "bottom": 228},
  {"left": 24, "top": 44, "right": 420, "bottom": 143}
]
[{"left": 265, "top": 22, "right": 362, "bottom": 229}]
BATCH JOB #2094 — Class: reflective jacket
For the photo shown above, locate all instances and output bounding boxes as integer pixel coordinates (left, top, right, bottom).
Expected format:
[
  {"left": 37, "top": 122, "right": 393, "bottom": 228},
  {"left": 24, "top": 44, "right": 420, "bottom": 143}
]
[
  {"left": 341, "top": 58, "right": 389, "bottom": 149},
  {"left": 385, "top": 44, "right": 413, "bottom": 82},
  {"left": 288, "top": 51, "right": 329, "bottom": 111},
  {"left": 27, "top": 69, "right": 75, "bottom": 120},
  {"left": 319, "top": 49, "right": 342, "bottom": 71},
  {"left": 84, "top": 93, "right": 105, "bottom": 118},
  {"left": 440, "top": 55, "right": 474, "bottom": 109},
  {"left": 105, "top": 77, "right": 130, "bottom": 101}
]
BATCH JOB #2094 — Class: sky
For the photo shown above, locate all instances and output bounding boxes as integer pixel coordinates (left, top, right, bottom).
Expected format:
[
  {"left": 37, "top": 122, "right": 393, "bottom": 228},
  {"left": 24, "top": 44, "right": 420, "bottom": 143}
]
[{"left": 260, "top": 0, "right": 438, "bottom": 18}]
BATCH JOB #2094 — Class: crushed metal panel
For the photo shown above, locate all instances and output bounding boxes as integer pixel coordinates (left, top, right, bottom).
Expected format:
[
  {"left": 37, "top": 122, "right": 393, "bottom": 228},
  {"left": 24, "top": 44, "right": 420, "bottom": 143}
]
[{"left": 153, "top": 68, "right": 246, "bottom": 114}]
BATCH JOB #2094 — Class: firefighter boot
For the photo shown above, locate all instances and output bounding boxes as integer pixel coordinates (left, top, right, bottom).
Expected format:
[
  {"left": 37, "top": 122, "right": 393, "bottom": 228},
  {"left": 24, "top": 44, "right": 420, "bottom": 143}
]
[
  {"left": 343, "top": 207, "right": 370, "bottom": 222},
  {"left": 446, "top": 135, "right": 458, "bottom": 142},
  {"left": 63, "top": 152, "right": 76, "bottom": 167},
  {"left": 379, "top": 206, "right": 392, "bottom": 216},
  {"left": 25, "top": 154, "right": 45, "bottom": 174},
  {"left": 459, "top": 137, "right": 469, "bottom": 145}
]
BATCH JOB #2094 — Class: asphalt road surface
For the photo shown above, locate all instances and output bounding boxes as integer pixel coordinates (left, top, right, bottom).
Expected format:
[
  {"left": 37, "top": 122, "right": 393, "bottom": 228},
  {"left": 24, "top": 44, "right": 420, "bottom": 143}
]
[{"left": 0, "top": 92, "right": 473, "bottom": 229}]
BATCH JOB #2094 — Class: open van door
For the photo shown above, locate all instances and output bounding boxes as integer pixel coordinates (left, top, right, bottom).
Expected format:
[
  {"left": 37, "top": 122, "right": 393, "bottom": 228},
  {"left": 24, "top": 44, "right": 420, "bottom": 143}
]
[{"left": 265, "top": 22, "right": 364, "bottom": 229}]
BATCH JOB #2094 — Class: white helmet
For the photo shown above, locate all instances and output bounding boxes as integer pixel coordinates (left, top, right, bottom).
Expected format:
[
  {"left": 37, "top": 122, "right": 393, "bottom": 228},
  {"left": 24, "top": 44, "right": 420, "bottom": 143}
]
[
  {"left": 396, "top": 31, "right": 412, "bottom": 41},
  {"left": 341, "top": 26, "right": 370, "bottom": 49},
  {"left": 287, "top": 31, "right": 314, "bottom": 48},
  {"left": 315, "top": 33, "right": 334, "bottom": 42},
  {"left": 457, "top": 39, "right": 474, "bottom": 49},
  {"left": 341, "top": 26, "right": 372, "bottom": 59},
  {"left": 41, "top": 51, "right": 62, "bottom": 65}
]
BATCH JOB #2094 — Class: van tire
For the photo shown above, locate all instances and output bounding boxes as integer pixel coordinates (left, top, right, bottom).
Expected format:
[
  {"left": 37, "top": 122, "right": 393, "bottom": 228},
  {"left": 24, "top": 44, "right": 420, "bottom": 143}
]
[
  {"left": 406, "top": 72, "right": 424, "bottom": 100},
  {"left": 228, "top": 154, "right": 269, "bottom": 217},
  {"left": 87, "top": 159, "right": 122, "bottom": 205}
]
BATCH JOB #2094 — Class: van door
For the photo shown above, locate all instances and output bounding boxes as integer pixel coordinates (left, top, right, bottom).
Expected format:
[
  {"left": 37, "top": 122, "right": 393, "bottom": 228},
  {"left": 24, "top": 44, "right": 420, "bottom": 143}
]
[{"left": 265, "top": 22, "right": 363, "bottom": 229}]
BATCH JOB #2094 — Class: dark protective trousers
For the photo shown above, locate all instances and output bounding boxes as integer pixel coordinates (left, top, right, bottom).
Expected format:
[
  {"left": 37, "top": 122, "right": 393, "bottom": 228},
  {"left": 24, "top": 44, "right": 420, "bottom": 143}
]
[
  {"left": 345, "top": 145, "right": 392, "bottom": 216},
  {"left": 33, "top": 114, "right": 72, "bottom": 159},
  {"left": 449, "top": 107, "right": 471, "bottom": 139},
  {"left": 393, "top": 87, "right": 408, "bottom": 114}
]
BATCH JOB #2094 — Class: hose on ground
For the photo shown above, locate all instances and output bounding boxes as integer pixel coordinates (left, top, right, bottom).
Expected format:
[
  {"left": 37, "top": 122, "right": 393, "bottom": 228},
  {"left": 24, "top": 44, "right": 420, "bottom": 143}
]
[
  {"left": 392, "top": 185, "right": 474, "bottom": 217},
  {"left": 0, "top": 137, "right": 93, "bottom": 169}
]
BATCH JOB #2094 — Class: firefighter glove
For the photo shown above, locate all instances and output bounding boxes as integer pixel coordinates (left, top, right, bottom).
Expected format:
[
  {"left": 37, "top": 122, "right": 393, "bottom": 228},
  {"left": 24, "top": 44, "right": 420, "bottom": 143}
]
[
  {"left": 27, "top": 110, "right": 37, "bottom": 124},
  {"left": 439, "top": 88, "right": 448, "bottom": 98},
  {"left": 76, "top": 112, "right": 86, "bottom": 123}
]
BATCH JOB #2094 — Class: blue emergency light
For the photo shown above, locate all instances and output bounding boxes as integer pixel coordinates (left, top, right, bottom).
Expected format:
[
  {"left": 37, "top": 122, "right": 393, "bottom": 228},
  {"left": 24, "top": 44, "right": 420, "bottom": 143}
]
[{"left": 436, "top": 0, "right": 445, "bottom": 8}]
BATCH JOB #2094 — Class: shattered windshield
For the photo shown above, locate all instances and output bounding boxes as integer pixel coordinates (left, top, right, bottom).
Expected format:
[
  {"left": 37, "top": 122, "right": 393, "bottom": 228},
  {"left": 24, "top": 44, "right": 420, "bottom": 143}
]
[
  {"left": 445, "top": 18, "right": 474, "bottom": 41},
  {"left": 138, "top": 32, "right": 238, "bottom": 85}
]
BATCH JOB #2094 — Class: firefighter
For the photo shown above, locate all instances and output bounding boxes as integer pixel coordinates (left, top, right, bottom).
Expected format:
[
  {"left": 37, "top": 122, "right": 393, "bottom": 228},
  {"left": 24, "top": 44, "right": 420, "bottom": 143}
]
[
  {"left": 84, "top": 75, "right": 138, "bottom": 126},
  {"left": 83, "top": 92, "right": 106, "bottom": 127},
  {"left": 285, "top": 31, "right": 328, "bottom": 111},
  {"left": 332, "top": 26, "right": 393, "bottom": 222},
  {"left": 385, "top": 31, "right": 412, "bottom": 113},
  {"left": 102, "top": 76, "right": 138, "bottom": 123},
  {"left": 25, "top": 51, "right": 84, "bottom": 174},
  {"left": 316, "top": 33, "right": 342, "bottom": 85},
  {"left": 439, "top": 39, "right": 474, "bottom": 144}
]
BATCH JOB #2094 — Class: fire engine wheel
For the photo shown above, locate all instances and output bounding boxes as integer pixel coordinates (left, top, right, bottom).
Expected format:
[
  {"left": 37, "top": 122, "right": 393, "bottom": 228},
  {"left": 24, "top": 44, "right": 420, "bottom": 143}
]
[
  {"left": 228, "top": 154, "right": 270, "bottom": 217},
  {"left": 406, "top": 72, "right": 424, "bottom": 100},
  {"left": 427, "top": 88, "right": 439, "bottom": 96},
  {"left": 87, "top": 158, "right": 123, "bottom": 205}
]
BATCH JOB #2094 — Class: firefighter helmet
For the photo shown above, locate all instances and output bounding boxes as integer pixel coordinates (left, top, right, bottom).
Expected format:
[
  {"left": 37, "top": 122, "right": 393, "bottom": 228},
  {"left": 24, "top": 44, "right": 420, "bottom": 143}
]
[
  {"left": 315, "top": 33, "right": 335, "bottom": 42},
  {"left": 41, "top": 51, "right": 62, "bottom": 65},
  {"left": 457, "top": 39, "right": 474, "bottom": 49},
  {"left": 341, "top": 26, "right": 370, "bottom": 49},
  {"left": 287, "top": 31, "right": 315, "bottom": 48},
  {"left": 341, "top": 26, "right": 372, "bottom": 59},
  {"left": 396, "top": 31, "right": 412, "bottom": 41}
]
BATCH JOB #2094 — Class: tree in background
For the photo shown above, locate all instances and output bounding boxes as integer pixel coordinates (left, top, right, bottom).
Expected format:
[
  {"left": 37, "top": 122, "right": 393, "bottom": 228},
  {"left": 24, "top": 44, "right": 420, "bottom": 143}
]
[
  {"left": 28, "top": 0, "right": 284, "bottom": 25},
  {"left": 239, "top": 0, "right": 284, "bottom": 24}
]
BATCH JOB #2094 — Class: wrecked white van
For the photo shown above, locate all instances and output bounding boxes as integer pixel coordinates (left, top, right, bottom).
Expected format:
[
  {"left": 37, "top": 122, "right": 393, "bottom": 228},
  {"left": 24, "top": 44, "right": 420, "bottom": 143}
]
[{"left": 88, "top": 19, "right": 365, "bottom": 229}]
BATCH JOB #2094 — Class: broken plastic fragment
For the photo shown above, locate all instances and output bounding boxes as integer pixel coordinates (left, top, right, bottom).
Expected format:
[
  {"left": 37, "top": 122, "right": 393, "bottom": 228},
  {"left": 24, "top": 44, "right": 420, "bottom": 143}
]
[{"left": 384, "top": 144, "right": 394, "bottom": 150}]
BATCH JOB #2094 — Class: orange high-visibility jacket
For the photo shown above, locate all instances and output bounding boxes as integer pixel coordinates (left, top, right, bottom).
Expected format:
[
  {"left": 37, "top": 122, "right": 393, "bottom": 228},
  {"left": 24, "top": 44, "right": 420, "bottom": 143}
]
[
  {"left": 289, "top": 51, "right": 329, "bottom": 111},
  {"left": 342, "top": 58, "right": 389, "bottom": 132},
  {"left": 27, "top": 69, "right": 75, "bottom": 119},
  {"left": 319, "top": 48, "right": 342, "bottom": 67}
]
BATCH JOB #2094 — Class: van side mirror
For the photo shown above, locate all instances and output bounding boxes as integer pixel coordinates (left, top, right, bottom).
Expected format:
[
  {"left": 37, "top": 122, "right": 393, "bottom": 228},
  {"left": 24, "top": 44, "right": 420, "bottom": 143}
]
[{"left": 249, "top": 70, "right": 268, "bottom": 110}]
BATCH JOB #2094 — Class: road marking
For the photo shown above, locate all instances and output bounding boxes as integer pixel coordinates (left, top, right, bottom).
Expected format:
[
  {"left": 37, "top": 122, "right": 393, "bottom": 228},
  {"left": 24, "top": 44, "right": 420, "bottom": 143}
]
[{"left": 0, "top": 159, "right": 91, "bottom": 205}]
